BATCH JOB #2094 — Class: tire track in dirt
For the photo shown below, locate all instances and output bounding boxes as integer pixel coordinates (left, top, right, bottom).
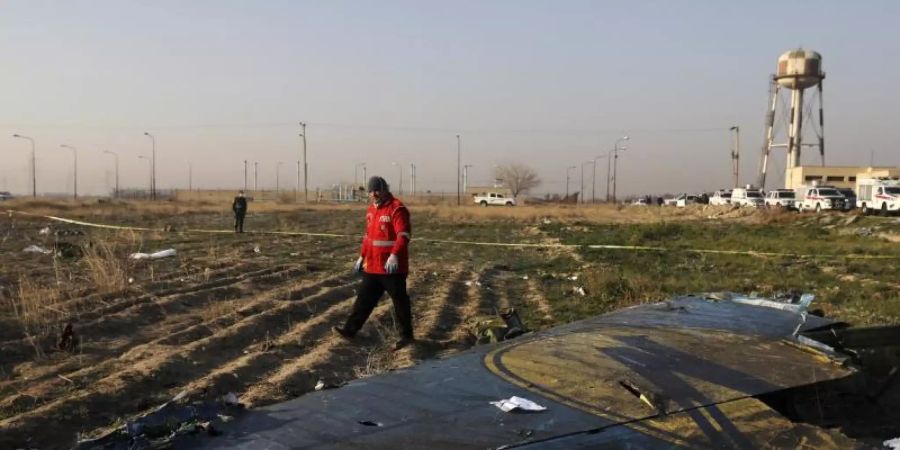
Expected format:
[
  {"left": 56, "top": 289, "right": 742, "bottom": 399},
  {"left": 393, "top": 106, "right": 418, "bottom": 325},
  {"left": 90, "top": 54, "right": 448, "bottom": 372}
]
[
  {"left": 404, "top": 266, "right": 480, "bottom": 361},
  {"left": 0, "top": 274, "right": 362, "bottom": 448}
]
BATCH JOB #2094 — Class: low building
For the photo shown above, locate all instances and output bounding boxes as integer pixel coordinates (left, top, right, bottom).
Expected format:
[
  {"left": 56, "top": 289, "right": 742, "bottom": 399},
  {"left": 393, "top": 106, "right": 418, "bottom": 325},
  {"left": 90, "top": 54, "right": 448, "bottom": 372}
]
[{"left": 786, "top": 166, "right": 899, "bottom": 190}]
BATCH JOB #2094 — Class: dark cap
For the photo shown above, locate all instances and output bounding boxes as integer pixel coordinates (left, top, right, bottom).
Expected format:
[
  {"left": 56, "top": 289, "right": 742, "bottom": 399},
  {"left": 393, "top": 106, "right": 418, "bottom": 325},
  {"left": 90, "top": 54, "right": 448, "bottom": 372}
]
[{"left": 367, "top": 176, "right": 390, "bottom": 193}]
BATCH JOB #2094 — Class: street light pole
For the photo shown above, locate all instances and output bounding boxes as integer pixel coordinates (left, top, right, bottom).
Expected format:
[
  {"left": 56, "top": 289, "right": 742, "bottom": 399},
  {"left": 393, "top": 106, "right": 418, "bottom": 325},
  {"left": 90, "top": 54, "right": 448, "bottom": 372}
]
[
  {"left": 138, "top": 155, "right": 152, "bottom": 196},
  {"left": 143, "top": 132, "right": 156, "bottom": 200},
  {"left": 409, "top": 163, "right": 416, "bottom": 197},
  {"left": 188, "top": 162, "right": 193, "bottom": 192},
  {"left": 60, "top": 145, "right": 78, "bottom": 200},
  {"left": 103, "top": 150, "right": 119, "bottom": 198},
  {"left": 299, "top": 122, "right": 308, "bottom": 202},
  {"left": 730, "top": 125, "right": 740, "bottom": 188},
  {"left": 391, "top": 162, "right": 403, "bottom": 195},
  {"left": 254, "top": 162, "right": 258, "bottom": 191},
  {"left": 456, "top": 134, "right": 461, "bottom": 206},
  {"left": 566, "top": 165, "right": 576, "bottom": 202},
  {"left": 12, "top": 134, "right": 36, "bottom": 197},
  {"left": 243, "top": 160, "right": 248, "bottom": 191},
  {"left": 612, "top": 136, "right": 630, "bottom": 203},
  {"left": 276, "top": 161, "right": 283, "bottom": 193}
]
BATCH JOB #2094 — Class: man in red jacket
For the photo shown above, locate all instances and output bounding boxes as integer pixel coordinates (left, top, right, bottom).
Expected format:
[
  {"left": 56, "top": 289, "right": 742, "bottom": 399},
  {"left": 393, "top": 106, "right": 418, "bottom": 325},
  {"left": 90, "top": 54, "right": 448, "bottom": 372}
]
[{"left": 334, "top": 176, "right": 414, "bottom": 351}]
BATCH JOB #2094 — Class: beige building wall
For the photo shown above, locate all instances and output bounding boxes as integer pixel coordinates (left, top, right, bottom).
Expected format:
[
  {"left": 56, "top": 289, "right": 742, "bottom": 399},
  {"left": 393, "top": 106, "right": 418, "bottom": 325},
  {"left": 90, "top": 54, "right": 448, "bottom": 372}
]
[{"left": 786, "top": 166, "right": 898, "bottom": 189}]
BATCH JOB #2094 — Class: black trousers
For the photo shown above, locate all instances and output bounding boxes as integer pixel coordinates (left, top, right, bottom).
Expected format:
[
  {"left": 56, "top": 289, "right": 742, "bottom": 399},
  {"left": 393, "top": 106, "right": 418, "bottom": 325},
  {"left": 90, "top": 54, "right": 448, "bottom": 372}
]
[
  {"left": 234, "top": 212, "right": 245, "bottom": 232},
  {"left": 344, "top": 273, "right": 413, "bottom": 339}
]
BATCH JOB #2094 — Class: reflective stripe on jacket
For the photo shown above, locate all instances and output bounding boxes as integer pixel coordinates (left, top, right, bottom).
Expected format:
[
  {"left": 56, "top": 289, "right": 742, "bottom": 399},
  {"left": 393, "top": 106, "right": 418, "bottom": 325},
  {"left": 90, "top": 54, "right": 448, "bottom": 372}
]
[{"left": 359, "top": 195, "right": 411, "bottom": 274}]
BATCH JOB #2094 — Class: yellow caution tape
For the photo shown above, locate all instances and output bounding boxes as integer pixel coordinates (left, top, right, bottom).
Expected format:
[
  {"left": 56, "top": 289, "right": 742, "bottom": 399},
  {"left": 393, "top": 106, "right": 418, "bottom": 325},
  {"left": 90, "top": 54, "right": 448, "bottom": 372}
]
[{"left": 7, "top": 209, "right": 899, "bottom": 260}]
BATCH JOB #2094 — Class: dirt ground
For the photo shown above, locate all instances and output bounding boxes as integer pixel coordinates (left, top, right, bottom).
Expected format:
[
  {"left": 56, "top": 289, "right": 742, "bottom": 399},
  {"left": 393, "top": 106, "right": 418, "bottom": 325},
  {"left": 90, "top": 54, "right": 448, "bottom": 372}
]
[{"left": 1, "top": 200, "right": 898, "bottom": 449}]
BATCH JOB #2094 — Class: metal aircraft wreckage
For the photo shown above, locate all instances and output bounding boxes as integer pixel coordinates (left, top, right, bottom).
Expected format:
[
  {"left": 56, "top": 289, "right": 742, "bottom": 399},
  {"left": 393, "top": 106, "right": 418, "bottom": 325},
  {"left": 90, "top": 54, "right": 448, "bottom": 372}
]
[{"left": 80, "top": 293, "right": 900, "bottom": 449}]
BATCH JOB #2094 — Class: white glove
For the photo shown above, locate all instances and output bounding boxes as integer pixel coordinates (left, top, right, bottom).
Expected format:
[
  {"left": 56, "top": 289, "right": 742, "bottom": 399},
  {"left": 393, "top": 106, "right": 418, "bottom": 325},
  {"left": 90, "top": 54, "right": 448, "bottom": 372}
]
[
  {"left": 353, "top": 256, "right": 364, "bottom": 274},
  {"left": 384, "top": 254, "right": 399, "bottom": 274}
]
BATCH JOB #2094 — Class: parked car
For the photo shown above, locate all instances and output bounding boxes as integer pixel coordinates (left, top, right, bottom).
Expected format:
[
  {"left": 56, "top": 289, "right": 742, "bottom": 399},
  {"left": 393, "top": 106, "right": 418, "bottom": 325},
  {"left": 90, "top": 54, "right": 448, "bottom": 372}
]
[
  {"left": 764, "top": 189, "right": 796, "bottom": 209},
  {"left": 795, "top": 187, "right": 847, "bottom": 212},
  {"left": 0, "top": 191, "right": 13, "bottom": 201},
  {"left": 731, "top": 188, "right": 764, "bottom": 207},
  {"left": 709, "top": 189, "right": 732, "bottom": 206},
  {"left": 474, "top": 192, "right": 515, "bottom": 207},
  {"left": 835, "top": 188, "right": 856, "bottom": 211},
  {"left": 631, "top": 197, "right": 649, "bottom": 206}
]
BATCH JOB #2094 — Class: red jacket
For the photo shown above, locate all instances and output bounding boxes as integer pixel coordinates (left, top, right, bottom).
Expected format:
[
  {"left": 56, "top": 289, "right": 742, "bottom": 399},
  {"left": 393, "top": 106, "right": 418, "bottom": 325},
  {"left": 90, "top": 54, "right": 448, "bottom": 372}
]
[{"left": 359, "top": 195, "right": 411, "bottom": 274}]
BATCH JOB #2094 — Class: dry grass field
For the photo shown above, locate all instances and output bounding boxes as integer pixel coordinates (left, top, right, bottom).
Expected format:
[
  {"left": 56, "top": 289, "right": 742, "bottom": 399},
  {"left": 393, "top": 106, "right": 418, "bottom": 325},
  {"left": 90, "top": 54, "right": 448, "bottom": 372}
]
[{"left": 1, "top": 199, "right": 899, "bottom": 449}]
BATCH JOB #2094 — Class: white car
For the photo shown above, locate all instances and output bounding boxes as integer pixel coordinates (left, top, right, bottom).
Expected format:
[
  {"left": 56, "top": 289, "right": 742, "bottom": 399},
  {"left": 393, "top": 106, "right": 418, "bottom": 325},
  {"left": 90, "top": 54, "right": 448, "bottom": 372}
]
[
  {"left": 0, "top": 191, "right": 12, "bottom": 201},
  {"left": 665, "top": 194, "right": 701, "bottom": 207},
  {"left": 795, "top": 187, "right": 847, "bottom": 212},
  {"left": 731, "top": 188, "right": 764, "bottom": 207},
  {"left": 764, "top": 189, "right": 796, "bottom": 209},
  {"left": 709, "top": 190, "right": 732, "bottom": 206},
  {"left": 631, "top": 198, "right": 649, "bottom": 206},
  {"left": 474, "top": 192, "right": 515, "bottom": 207}
]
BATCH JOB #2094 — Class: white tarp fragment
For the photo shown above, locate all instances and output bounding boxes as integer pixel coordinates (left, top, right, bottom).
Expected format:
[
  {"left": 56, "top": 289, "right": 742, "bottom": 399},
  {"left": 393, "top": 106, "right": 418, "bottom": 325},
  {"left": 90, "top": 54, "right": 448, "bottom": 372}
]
[
  {"left": 885, "top": 437, "right": 900, "bottom": 449},
  {"left": 24, "top": 244, "right": 52, "bottom": 254},
  {"left": 129, "top": 249, "right": 177, "bottom": 260},
  {"left": 490, "top": 396, "right": 547, "bottom": 413}
]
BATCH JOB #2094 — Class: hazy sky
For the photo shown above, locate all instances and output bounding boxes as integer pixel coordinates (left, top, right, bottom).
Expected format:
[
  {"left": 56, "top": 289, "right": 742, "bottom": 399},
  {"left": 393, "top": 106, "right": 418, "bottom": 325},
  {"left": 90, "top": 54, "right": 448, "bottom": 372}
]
[{"left": 2, "top": 0, "right": 899, "bottom": 197}]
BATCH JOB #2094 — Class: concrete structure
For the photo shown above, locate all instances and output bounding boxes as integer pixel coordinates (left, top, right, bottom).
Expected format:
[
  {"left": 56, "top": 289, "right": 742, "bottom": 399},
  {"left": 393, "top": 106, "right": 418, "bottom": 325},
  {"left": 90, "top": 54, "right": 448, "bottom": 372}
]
[
  {"left": 785, "top": 166, "right": 899, "bottom": 190},
  {"left": 758, "top": 49, "right": 826, "bottom": 189}
]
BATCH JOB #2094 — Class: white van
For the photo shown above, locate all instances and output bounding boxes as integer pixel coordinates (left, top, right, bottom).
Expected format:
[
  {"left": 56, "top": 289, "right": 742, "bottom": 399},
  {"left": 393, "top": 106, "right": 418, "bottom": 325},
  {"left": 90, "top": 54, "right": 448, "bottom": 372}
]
[
  {"left": 709, "top": 189, "right": 732, "bottom": 206},
  {"left": 730, "top": 188, "right": 764, "bottom": 207},
  {"left": 856, "top": 178, "right": 900, "bottom": 215},
  {"left": 795, "top": 187, "right": 846, "bottom": 212}
]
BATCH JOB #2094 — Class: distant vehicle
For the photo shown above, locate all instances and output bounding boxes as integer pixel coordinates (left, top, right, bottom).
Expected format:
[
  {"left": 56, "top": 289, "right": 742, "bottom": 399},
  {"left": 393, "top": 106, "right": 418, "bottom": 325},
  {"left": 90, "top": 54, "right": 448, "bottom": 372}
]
[
  {"left": 795, "top": 187, "right": 846, "bottom": 212},
  {"left": 474, "top": 192, "right": 515, "bottom": 207},
  {"left": 835, "top": 188, "right": 856, "bottom": 211},
  {"left": 665, "top": 193, "right": 701, "bottom": 207},
  {"left": 631, "top": 197, "right": 649, "bottom": 206},
  {"left": 709, "top": 189, "right": 732, "bottom": 206},
  {"left": 731, "top": 188, "right": 764, "bottom": 207},
  {"left": 764, "top": 189, "right": 796, "bottom": 209},
  {"left": 0, "top": 191, "right": 13, "bottom": 201},
  {"left": 856, "top": 178, "right": 900, "bottom": 216}
]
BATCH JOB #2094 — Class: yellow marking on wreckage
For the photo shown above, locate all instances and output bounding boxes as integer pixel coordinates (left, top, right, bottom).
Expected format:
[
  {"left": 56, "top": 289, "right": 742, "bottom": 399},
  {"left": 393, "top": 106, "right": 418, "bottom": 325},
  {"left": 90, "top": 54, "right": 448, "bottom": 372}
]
[{"left": 484, "top": 325, "right": 854, "bottom": 446}]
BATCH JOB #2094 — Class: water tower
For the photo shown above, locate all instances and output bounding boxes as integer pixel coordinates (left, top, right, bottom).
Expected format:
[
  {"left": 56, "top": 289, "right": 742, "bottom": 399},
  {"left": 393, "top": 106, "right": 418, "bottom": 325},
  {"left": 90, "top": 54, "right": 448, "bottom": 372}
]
[{"left": 757, "top": 49, "right": 825, "bottom": 188}]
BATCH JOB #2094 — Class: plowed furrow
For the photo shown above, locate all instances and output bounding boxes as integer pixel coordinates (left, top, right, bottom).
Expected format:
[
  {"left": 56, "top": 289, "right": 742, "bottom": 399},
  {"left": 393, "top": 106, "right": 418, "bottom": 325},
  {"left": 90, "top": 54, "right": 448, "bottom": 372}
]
[{"left": 0, "top": 277, "right": 360, "bottom": 448}]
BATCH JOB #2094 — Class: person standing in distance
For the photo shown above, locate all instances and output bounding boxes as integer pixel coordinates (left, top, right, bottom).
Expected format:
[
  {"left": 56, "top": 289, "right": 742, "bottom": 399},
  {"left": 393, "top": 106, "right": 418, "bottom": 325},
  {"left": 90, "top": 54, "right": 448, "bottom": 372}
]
[
  {"left": 334, "top": 176, "right": 414, "bottom": 351},
  {"left": 232, "top": 190, "right": 248, "bottom": 233}
]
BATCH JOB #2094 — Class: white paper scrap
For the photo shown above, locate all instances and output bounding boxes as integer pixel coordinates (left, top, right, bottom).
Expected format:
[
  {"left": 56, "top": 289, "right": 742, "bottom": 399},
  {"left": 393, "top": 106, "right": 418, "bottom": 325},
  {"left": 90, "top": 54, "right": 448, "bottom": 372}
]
[{"left": 490, "top": 396, "right": 547, "bottom": 413}]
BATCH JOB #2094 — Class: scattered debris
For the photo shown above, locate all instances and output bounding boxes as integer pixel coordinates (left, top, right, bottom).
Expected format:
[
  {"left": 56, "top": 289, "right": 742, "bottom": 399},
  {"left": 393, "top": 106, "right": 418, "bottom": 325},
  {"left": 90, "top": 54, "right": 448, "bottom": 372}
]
[
  {"left": 572, "top": 286, "right": 586, "bottom": 296},
  {"left": 289, "top": 252, "right": 299, "bottom": 256},
  {"left": 130, "top": 249, "right": 177, "bottom": 260},
  {"left": 464, "top": 280, "right": 482, "bottom": 287},
  {"left": 490, "top": 396, "right": 547, "bottom": 413},
  {"left": 522, "top": 275, "right": 529, "bottom": 280},
  {"left": 885, "top": 437, "right": 900, "bottom": 449},
  {"left": 163, "top": 224, "right": 177, "bottom": 232},
  {"left": 221, "top": 392, "right": 240, "bottom": 406},
  {"left": 58, "top": 323, "right": 76, "bottom": 352},
  {"left": 541, "top": 218, "right": 552, "bottom": 225},
  {"left": 38, "top": 227, "right": 50, "bottom": 235},
  {"left": 23, "top": 244, "right": 52, "bottom": 254},
  {"left": 357, "top": 420, "right": 382, "bottom": 427},
  {"left": 567, "top": 275, "right": 579, "bottom": 281},
  {"left": 314, "top": 380, "right": 344, "bottom": 391},
  {"left": 469, "top": 308, "right": 528, "bottom": 344},
  {"left": 128, "top": 277, "right": 135, "bottom": 284},
  {"left": 253, "top": 245, "right": 261, "bottom": 254}
]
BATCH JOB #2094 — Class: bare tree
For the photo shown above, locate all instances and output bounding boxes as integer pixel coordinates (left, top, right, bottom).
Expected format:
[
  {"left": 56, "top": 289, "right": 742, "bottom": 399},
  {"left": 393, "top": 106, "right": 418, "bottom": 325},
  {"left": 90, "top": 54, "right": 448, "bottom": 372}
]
[{"left": 493, "top": 163, "right": 541, "bottom": 198}]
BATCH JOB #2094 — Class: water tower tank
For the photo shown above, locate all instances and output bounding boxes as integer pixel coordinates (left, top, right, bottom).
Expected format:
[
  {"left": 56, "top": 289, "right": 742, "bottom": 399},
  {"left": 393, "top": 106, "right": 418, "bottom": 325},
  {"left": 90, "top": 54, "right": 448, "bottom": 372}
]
[{"left": 775, "top": 49, "right": 824, "bottom": 90}]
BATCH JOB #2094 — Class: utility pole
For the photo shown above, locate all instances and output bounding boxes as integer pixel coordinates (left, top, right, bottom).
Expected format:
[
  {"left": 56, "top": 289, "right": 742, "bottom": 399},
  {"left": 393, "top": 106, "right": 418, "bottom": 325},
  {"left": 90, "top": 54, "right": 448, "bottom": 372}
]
[
  {"left": 12, "top": 134, "right": 36, "bottom": 197},
  {"left": 243, "top": 160, "right": 248, "bottom": 191},
  {"left": 611, "top": 136, "right": 630, "bottom": 203},
  {"left": 730, "top": 126, "right": 740, "bottom": 188},
  {"left": 103, "top": 150, "right": 119, "bottom": 198},
  {"left": 299, "top": 122, "right": 308, "bottom": 202},
  {"left": 276, "top": 161, "right": 283, "bottom": 193},
  {"left": 410, "top": 163, "right": 416, "bottom": 196},
  {"left": 295, "top": 160, "right": 300, "bottom": 201},
  {"left": 254, "top": 161, "right": 258, "bottom": 191},
  {"left": 566, "top": 166, "right": 576, "bottom": 202},
  {"left": 60, "top": 144, "right": 78, "bottom": 200},
  {"left": 188, "top": 162, "right": 193, "bottom": 192},
  {"left": 456, "top": 134, "right": 461, "bottom": 206},
  {"left": 143, "top": 132, "right": 156, "bottom": 200}
]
